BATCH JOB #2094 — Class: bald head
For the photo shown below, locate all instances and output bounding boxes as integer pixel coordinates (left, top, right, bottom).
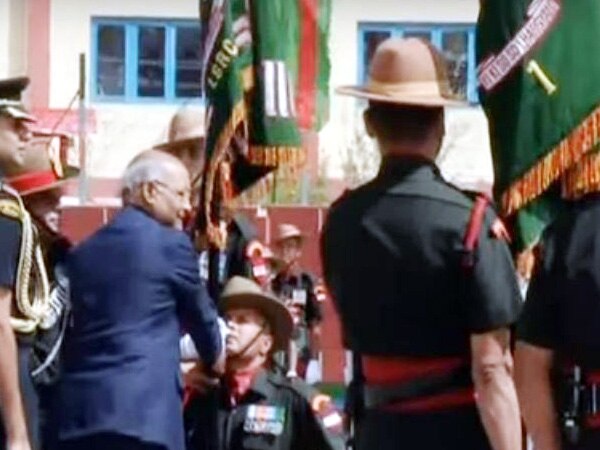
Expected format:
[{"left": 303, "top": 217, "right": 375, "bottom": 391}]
[{"left": 123, "top": 149, "right": 192, "bottom": 228}]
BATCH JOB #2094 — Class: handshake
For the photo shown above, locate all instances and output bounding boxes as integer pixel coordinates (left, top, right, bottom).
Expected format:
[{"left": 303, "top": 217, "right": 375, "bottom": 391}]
[{"left": 180, "top": 318, "right": 229, "bottom": 393}]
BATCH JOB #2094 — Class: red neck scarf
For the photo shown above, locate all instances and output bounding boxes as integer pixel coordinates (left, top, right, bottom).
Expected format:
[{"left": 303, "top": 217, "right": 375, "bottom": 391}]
[{"left": 225, "top": 369, "right": 259, "bottom": 406}]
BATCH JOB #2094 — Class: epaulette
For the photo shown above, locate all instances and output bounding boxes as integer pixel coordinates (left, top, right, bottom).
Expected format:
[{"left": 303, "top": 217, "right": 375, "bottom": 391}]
[
  {"left": 0, "top": 181, "right": 26, "bottom": 221},
  {"left": 461, "top": 193, "right": 511, "bottom": 270}
]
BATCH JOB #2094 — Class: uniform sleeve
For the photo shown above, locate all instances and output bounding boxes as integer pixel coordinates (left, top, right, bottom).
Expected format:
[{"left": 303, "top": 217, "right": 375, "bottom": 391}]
[
  {"left": 303, "top": 274, "right": 323, "bottom": 325},
  {"left": 463, "top": 209, "right": 522, "bottom": 333},
  {"left": 293, "top": 388, "right": 346, "bottom": 450},
  {"left": 164, "top": 231, "right": 222, "bottom": 367},
  {"left": 0, "top": 216, "right": 21, "bottom": 289},
  {"left": 516, "top": 239, "right": 559, "bottom": 349}
]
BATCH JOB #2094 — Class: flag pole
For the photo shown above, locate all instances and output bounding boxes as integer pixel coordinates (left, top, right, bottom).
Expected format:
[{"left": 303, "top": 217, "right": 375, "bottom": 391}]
[{"left": 78, "top": 53, "right": 89, "bottom": 204}]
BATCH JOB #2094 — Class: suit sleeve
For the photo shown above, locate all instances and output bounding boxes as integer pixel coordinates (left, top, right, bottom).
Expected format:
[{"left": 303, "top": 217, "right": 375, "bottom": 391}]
[
  {"left": 462, "top": 208, "right": 522, "bottom": 333},
  {"left": 165, "top": 231, "right": 222, "bottom": 366},
  {"left": 0, "top": 216, "right": 21, "bottom": 289}
]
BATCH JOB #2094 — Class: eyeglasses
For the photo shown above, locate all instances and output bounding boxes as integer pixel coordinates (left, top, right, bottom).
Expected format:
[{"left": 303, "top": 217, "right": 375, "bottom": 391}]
[{"left": 152, "top": 180, "right": 191, "bottom": 203}]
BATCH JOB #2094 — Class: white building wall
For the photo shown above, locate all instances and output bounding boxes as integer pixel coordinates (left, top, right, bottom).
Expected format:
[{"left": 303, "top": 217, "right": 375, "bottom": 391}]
[
  {"left": 49, "top": 0, "right": 200, "bottom": 178},
  {"left": 323, "top": 0, "right": 494, "bottom": 193},
  {"left": 0, "top": 0, "right": 28, "bottom": 79},
  {"left": 44, "top": 0, "right": 493, "bottom": 189},
  {"left": 0, "top": 0, "right": 9, "bottom": 78}
]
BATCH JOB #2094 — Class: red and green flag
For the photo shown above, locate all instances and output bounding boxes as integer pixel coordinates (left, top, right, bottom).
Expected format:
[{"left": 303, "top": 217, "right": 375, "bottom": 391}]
[
  {"left": 477, "top": 0, "right": 600, "bottom": 249},
  {"left": 199, "top": 0, "right": 331, "bottom": 248}
]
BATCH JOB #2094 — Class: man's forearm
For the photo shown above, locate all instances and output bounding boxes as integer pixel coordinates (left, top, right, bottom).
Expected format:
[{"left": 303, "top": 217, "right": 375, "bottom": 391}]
[
  {"left": 474, "top": 365, "right": 522, "bottom": 450},
  {"left": 0, "top": 322, "right": 29, "bottom": 442}
]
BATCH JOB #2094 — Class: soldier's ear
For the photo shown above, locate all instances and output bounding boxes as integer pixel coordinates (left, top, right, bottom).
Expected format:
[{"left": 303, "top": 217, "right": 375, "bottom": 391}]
[
  {"left": 364, "top": 109, "right": 375, "bottom": 138},
  {"left": 259, "top": 332, "right": 274, "bottom": 357}
]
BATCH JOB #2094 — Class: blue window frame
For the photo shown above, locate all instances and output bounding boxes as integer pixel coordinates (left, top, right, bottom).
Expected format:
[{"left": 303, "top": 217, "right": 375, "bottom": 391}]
[
  {"left": 91, "top": 18, "right": 203, "bottom": 103},
  {"left": 358, "top": 23, "right": 478, "bottom": 104}
]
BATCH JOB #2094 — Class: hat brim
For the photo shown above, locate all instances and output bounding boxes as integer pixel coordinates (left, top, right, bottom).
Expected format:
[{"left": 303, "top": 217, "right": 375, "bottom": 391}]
[
  {"left": 336, "top": 85, "right": 466, "bottom": 108},
  {"left": 220, "top": 292, "right": 293, "bottom": 352},
  {"left": 275, "top": 233, "right": 305, "bottom": 244},
  {"left": 2, "top": 106, "right": 37, "bottom": 122},
  {"left": 154, "top": 135, "right": 205, "bottom": 151}
]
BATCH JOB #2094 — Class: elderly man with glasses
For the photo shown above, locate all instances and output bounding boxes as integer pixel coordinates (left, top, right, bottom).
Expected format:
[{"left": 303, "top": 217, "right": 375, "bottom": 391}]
[{"left": 55, "top": 150, "right": 224, "bottom": 450}]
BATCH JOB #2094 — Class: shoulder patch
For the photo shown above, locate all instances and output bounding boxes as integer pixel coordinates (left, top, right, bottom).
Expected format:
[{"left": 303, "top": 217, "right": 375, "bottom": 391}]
[
  {"left": 310, "top": 394, "right": 344, "bottom": 432},
  {"left": 245, "top": 240, "right": 269, "bottom": 286},
  {"left": 314, "top": 283, "right": 328, "bottom": 303}
]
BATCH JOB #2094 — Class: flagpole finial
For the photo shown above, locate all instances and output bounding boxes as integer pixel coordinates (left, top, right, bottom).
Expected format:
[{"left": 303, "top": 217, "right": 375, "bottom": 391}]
[{"left": 527, "top": 60, "right": 557, "bottom": 95}]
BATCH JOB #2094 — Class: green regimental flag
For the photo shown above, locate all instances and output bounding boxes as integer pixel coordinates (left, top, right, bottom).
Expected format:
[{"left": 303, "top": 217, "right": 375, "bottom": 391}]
[
  {"left": 477, "top": 0, "right": 600, "bottom": 249},
  {"left": 199, "top": 0, "right": 331, "bottom": 248}
]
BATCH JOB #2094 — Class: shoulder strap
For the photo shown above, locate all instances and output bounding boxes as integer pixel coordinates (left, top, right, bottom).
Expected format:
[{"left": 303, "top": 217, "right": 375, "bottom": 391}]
[
  {"left": 0, "top": 182, "right": 26, "bottom": 221},
  {"left": 461, "top": 194, "right": 490, "bottom": 270}
]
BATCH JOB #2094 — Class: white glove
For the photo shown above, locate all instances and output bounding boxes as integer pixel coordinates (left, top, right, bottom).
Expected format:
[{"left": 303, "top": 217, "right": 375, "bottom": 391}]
[{"left": 180, "top": 317, "right": 229, "bottom": 361}]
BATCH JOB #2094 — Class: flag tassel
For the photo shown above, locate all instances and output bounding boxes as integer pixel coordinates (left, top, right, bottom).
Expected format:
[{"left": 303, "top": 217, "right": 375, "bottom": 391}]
[{"left": 502, "top": 104, "right": 600, "bottom": 216}]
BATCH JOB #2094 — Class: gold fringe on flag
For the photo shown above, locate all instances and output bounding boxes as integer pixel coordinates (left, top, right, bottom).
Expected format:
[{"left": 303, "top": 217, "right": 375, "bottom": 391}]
[
  {"left": 248, "top": 145, "right": 307, "bottom": 169},
  {"left": 562, "top": 147, "right": 600, "bottom": 200},
  {"left": 203, "top": 100, "right": 247, "bottom": 250},
  {"left": 501, "top": 104, "right": 600, "bottom": 216}
]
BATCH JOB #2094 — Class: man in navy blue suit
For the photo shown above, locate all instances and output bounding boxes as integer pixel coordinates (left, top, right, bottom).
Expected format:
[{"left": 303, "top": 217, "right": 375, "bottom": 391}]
[{"left": 57, "top": 150, "right": 224, "bottom": 450}]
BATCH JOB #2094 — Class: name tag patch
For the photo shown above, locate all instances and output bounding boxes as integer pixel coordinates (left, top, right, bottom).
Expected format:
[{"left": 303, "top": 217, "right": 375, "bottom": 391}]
[
  {"left": 244, "top": 405, "right": 286, "bottom": 435},
  {"left": 292, "top": 289, "right": 307, "bottom": 306}
]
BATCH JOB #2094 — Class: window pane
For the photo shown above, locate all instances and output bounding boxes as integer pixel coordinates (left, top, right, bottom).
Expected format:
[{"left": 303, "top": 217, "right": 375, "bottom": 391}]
[
  {"left": 362, "top": 30, "right": 391, "bottom": 80},
  {"left": 176, "top": 26, "right": 202, "bottom": 98},
  {"left": 441, "top": 30, "right": 468, "bottom": 100},
  {"left": 403, "top": 31, "right": 431, "bottom": 42},
  {"left": 138, "top": 26, "right": 165, "bottom": 97},
  {"left": 97, "top": 25, "right": 125, "bottom": 96}
]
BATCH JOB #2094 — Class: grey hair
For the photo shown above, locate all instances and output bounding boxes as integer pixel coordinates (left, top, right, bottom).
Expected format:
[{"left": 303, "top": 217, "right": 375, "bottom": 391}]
[{"left": 121, "top": 150, "right": 181, "bottom": 202}]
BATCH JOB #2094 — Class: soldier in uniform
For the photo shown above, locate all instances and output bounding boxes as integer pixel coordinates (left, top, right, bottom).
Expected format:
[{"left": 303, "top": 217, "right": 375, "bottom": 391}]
[
  {"left": 321, "top": 38, "right": 522, "bottom": 450},
  {"left": 515, "top": 188, "right": 600, "bottom": 450},
  {"left": 272, "top": 223, "right": 323, "bottom": 380},
  {"left": 184, "top": 276, "right": 345, "bottom": 450},
  {"left": 5, "top": 129, "right": 77, "bottom": 450},
  {"left": 0, "top": 77, "right": 48, "bottom": 450}
]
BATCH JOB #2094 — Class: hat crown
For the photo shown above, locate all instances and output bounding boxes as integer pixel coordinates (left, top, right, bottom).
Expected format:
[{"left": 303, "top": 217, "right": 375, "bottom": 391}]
[
  {"left": 276, "top": 223, "right": 302, "bottom": 242},
  {"left": 335, "top": 38, "right": 461, "bottom": 107},
  {"left": 222, "top": 276, "right": 264, "bottom": 299},
  {"left": 369, "top": 38, "right": 452, "bottom": 95},
  {"left": 0, "top": 77, "right": 30, "bottom": 101},
  {"left": 167, "top": 107, "right": 205, "bottom": 143}
]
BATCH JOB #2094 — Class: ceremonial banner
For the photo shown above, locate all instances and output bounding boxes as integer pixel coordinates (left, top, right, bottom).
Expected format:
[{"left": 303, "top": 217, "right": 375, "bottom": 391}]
[
  {"left": 477, "top": 0, "right": 600, "bottom": 248},
  {"left": 199, "top": 0, "right": 331, "bottom": 248}
]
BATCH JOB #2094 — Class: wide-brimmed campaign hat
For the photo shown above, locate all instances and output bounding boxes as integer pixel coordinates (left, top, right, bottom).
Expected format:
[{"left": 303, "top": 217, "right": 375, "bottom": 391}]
[
  {"left": 275, "top": 223, "right": 305, "bottom": 244},
  {"left": 336, "top": 38, "right": 464, "bottom": 107},
  {"left": 220, "top": 276, "right": 293, "bottom": 351},
  {"left": 5, "top": 129, "right": 79, "bottom": 196},
  {"left": 155, "top": 107, "right": 205, "bottom": 151},
  {"left": 0, "top": 77, "right": 37, "bottom": 122},
  {"left": 155, "top": 107, "right": 205, "bottom": 187}
]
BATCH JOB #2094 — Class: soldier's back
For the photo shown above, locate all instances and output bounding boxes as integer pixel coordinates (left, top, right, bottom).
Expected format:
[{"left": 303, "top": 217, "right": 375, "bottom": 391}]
[{"left": 322, "top": 158, "right": 479, "bottom": 357}]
